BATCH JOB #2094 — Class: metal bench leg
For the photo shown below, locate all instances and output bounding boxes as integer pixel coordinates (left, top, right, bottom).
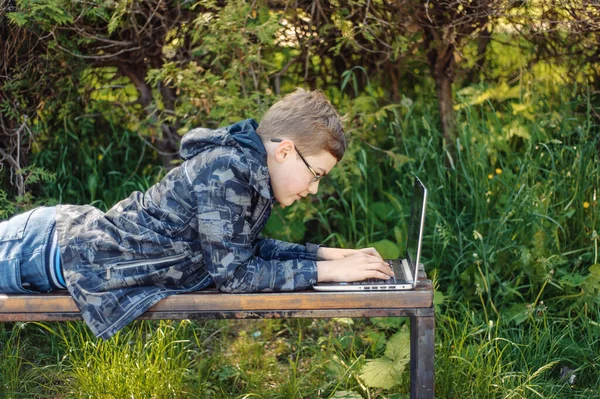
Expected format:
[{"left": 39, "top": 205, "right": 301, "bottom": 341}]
[{"left": 410, "top": 313, "right": 435, "bottom": 399}]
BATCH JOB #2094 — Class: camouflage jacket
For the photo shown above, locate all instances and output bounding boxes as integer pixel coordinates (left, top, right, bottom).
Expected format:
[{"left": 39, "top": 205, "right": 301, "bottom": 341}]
[{"left": 56, "top": 119, "right": 319, "bottom": 339}]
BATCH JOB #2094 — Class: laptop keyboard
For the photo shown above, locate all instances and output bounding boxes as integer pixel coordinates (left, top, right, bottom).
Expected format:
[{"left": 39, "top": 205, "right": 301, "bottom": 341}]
[
  {"left": 351, "top": 262, "right": 399, "bottom": 285},
  {"left": 351, "top": 277, "right": 398, "bottom": 285}
]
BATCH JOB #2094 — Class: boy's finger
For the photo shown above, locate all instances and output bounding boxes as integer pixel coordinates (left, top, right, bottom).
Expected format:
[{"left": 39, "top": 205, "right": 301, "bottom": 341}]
[
  {"left": 363, "top": 247, "right": 383, "bottom": 259},
  {"left": 368, "top": 262, "right": 394, "bottom": 277},
  {"left": 370, "top": 270, "right": 393, "bottom": 280},
  {"left": 387, "top": 263, "right": 395, "bottom": 276}
]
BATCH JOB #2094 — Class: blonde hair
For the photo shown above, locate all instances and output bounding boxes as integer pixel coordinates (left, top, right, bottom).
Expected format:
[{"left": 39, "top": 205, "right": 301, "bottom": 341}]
[{"left": 257, "top": 88, "right": 346, "bottom": 161}]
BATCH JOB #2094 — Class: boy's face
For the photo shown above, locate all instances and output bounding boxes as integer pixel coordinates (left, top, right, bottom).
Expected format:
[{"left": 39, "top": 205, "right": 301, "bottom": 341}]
[{"left": 266, "top": 139, "right": 337, "bottom": 207}]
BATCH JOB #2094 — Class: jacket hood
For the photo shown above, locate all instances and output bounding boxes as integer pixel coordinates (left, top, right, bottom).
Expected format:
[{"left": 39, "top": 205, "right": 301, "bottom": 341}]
[
  {"left": 179, "top": 119, "right": 272, "bottom": 199},
  {"left": 179, "top": 119, "right": 265, "bottom": 160}
]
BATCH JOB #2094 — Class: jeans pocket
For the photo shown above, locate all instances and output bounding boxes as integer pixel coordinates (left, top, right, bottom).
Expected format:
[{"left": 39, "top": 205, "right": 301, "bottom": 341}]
[
  {"left": 0, "top": 208, "right": 36, "bottom": 241},
  {"left": 0, "top": 257, "right": 35, "bottom": 294}
]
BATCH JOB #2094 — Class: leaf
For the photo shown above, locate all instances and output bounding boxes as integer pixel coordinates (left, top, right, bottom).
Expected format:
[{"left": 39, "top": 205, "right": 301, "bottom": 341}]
[
  {"left": 503, "top": 303, "right": 529, "bottom": 325},
  {"left": 559, "top": 273, "right": 586, "bottom": 287},
  {"left": 384, "top": 331, "right": 410, "bottom": 365},
  {"left": 394, "top": 226, "right": 404, "bottom": 249},
  {"left": 584, "top": 264, "right": 600, "bottom": 292},
  {"left": 519, "top": 247, "right": 532, "bottom": 267},
  {"left": 332, "top": 318, "right": 354, "bottom": 325},
  {"left": 371, "top": 239, "right": 400, "bottom": 259},
  {"left": 87, "top": 174, "right": 98, "bottom": 201},
  {"left": 372, "top": 317, "right": 406, "bottom": 330},
  {"left": 371, "top": 201, "right": 394, "bottom": 221},
  {"left": 30, "top": 3, "right": 73, "bottom": 25},
  {"left": 331, "top": 391, "right": 363, "bottom": 399},
  {"left": 433, "top": 290, "right": 445, "bottom": 313},
  {"left": 563, "top": 208, "right": 576, "bottom": 219},
  {"left": 107, "top": 0, "right": 130, "bottom": 35},
  {"left": 360, "top": 331, "right": 409, "bottom": 389},
  {"left": 385, "top": 151, "right": 413, "bottom": 169},
  {"left": 327, "top": 358, "right": 346, "bottom": 378},
  {"left": 382, "top": 191, "right": 404, "bottom": 213},
  {"left": 359, "top": 358, "right": 399, "bottom": 389},
  {"left": 589, "top": 264, "right": 600, "bottom": 276},
  {"left": 256, "top": 28, "right": 273, "bottom": 44},
  {"left": 7, "top": 12, "right": 28, "bottom": 27},
  {"left": 363, "top": 330, "right": 387, "bottom": 352}
]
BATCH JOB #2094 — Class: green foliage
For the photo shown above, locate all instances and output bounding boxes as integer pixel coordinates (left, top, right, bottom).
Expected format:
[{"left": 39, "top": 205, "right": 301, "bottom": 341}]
[
  {"left": 0, "top": 167, "right": 57, "bottom": 216},
  {"left": 359, "top": 329, "right": 410, "bottom": 389},
  {"left": 145, "top": 0, "right": 282, "bottom": 130},
  {"left": 8, "top": 0, "right": 74, "bottom": 27},
  {"left": 2, "top": 1, "right": 600, "bottom": 396}
]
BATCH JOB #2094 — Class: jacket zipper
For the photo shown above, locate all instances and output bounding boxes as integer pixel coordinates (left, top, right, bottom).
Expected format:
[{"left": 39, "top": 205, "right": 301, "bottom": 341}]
[
  {"left": 105, "top": 252, "right": 188, "bottom": 280},
  {"left": 249, "top": 200, "right": 272, "bottom": 236}
]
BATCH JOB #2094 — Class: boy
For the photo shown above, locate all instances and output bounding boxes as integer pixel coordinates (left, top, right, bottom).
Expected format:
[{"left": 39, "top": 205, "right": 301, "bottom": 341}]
[{"left": 0, "top": 88, "right": 393, "bottom": 339}]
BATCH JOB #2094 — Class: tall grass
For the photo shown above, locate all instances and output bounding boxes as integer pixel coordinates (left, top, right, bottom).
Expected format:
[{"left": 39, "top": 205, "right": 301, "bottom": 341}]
[
  {"left": 435, "top": 304, "right": 600, "bottom": 398},
  {"left": 3, "top": 313, "right": 600, "bottom": 398},
  {"left": 268, "top": 82, "right": 600, "bottom": 324},
  {"left": 54, "top": 321, "right": 193, "bottom": 398},
  {"left": 31, "top": 117, "right": 164, "bottom": 210}
]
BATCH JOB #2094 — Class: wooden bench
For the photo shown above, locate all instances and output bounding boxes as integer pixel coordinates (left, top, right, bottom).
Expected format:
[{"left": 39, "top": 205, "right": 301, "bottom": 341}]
[{"left": 0, "top": 268, "right": 435, "bottom": 398}]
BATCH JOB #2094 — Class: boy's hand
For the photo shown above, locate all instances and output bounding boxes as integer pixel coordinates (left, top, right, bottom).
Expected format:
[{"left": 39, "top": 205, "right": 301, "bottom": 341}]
[
  {"left": 316, "top": 246, "right": 383, "bottom": 261},
  {"left": 316, "top": 252, "right": 394, "bottom": 283}
]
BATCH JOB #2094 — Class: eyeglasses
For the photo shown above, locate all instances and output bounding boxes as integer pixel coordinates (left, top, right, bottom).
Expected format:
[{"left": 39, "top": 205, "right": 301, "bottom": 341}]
[{"left": 271, "top": 138, "right": 324, "bottom": 183}]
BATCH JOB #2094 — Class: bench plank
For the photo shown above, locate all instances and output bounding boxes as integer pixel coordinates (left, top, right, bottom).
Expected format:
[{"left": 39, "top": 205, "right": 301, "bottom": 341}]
[{"left": 0, "top": 281, "right": 432, "bottom": 319}]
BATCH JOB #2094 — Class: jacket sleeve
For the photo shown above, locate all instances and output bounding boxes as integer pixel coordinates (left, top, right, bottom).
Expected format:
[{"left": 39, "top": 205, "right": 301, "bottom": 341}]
[
  {"left": 189, "top": 151, "right": 318, "bottom": 292},
  {"left": 254, "top": 237, "right": 321, "bottom": 261}
]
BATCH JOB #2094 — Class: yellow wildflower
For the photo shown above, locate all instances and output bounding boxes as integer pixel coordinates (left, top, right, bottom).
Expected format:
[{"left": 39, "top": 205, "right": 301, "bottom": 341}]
[
  {"left": 495, "top": 168, "right": 502, "bottom": 175},
  {"left": 98, "top": 154, "right": 103, "bottom": 161},
  {"left": 583, "top": 201, "right": 590, "bottom": 209},
  {"left": 488, "top": 174, "right": 493, "bottom": 180}
]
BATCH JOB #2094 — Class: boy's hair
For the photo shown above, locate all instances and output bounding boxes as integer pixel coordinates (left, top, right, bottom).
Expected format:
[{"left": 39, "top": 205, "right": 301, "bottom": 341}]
[{"left": 257, "top": 88, "right": 346, "bottom": 161}]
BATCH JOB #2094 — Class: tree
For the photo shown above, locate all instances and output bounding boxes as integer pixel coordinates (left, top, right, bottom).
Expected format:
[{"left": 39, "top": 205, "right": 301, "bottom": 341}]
[
  {"left": 265, "top": 0, "right": 519, "bottom": 144},
  {"left": 2, "top": 0, "right": 599, "bottom": 201},
  {"left": 412, "top": 0, "right": 512, "bottom": 145}
]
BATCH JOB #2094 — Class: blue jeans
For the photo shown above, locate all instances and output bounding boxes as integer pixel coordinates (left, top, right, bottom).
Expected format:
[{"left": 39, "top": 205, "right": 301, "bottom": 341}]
[{"left": 0, "top": 207, "right": 57, "bottom": 293}]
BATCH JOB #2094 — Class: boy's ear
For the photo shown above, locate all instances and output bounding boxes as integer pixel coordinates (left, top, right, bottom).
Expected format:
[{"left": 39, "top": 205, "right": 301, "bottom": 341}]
[{"left": 273, "top": 140, "right": 295, "bottom": 163}]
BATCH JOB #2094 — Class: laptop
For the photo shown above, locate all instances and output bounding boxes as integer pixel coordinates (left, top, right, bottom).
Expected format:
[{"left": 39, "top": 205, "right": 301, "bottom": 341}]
[{"left": 313, "top": 177, "right": 427, "bottom": 291}]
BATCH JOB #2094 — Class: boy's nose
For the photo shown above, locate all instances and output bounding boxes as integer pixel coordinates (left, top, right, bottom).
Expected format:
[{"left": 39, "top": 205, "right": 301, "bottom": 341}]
[{"left": 308, "top": 180, "right": 319, "bottom": 194}]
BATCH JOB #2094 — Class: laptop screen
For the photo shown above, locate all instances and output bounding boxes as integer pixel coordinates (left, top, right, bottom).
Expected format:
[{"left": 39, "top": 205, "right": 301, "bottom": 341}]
[{"left": 405, "top": 177, "right": 427, "bottom": 281}]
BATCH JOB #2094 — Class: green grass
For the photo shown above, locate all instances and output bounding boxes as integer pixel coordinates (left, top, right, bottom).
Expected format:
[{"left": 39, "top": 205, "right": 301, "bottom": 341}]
[
  {"left": 55, "top": 321, "right": 193, "bottom": 398},
  {"left": 435, "top": 304, "right": 600, "bottom": 398},
  {"left": 2, "top": 311, "right": 600, "bottom": 398}
]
